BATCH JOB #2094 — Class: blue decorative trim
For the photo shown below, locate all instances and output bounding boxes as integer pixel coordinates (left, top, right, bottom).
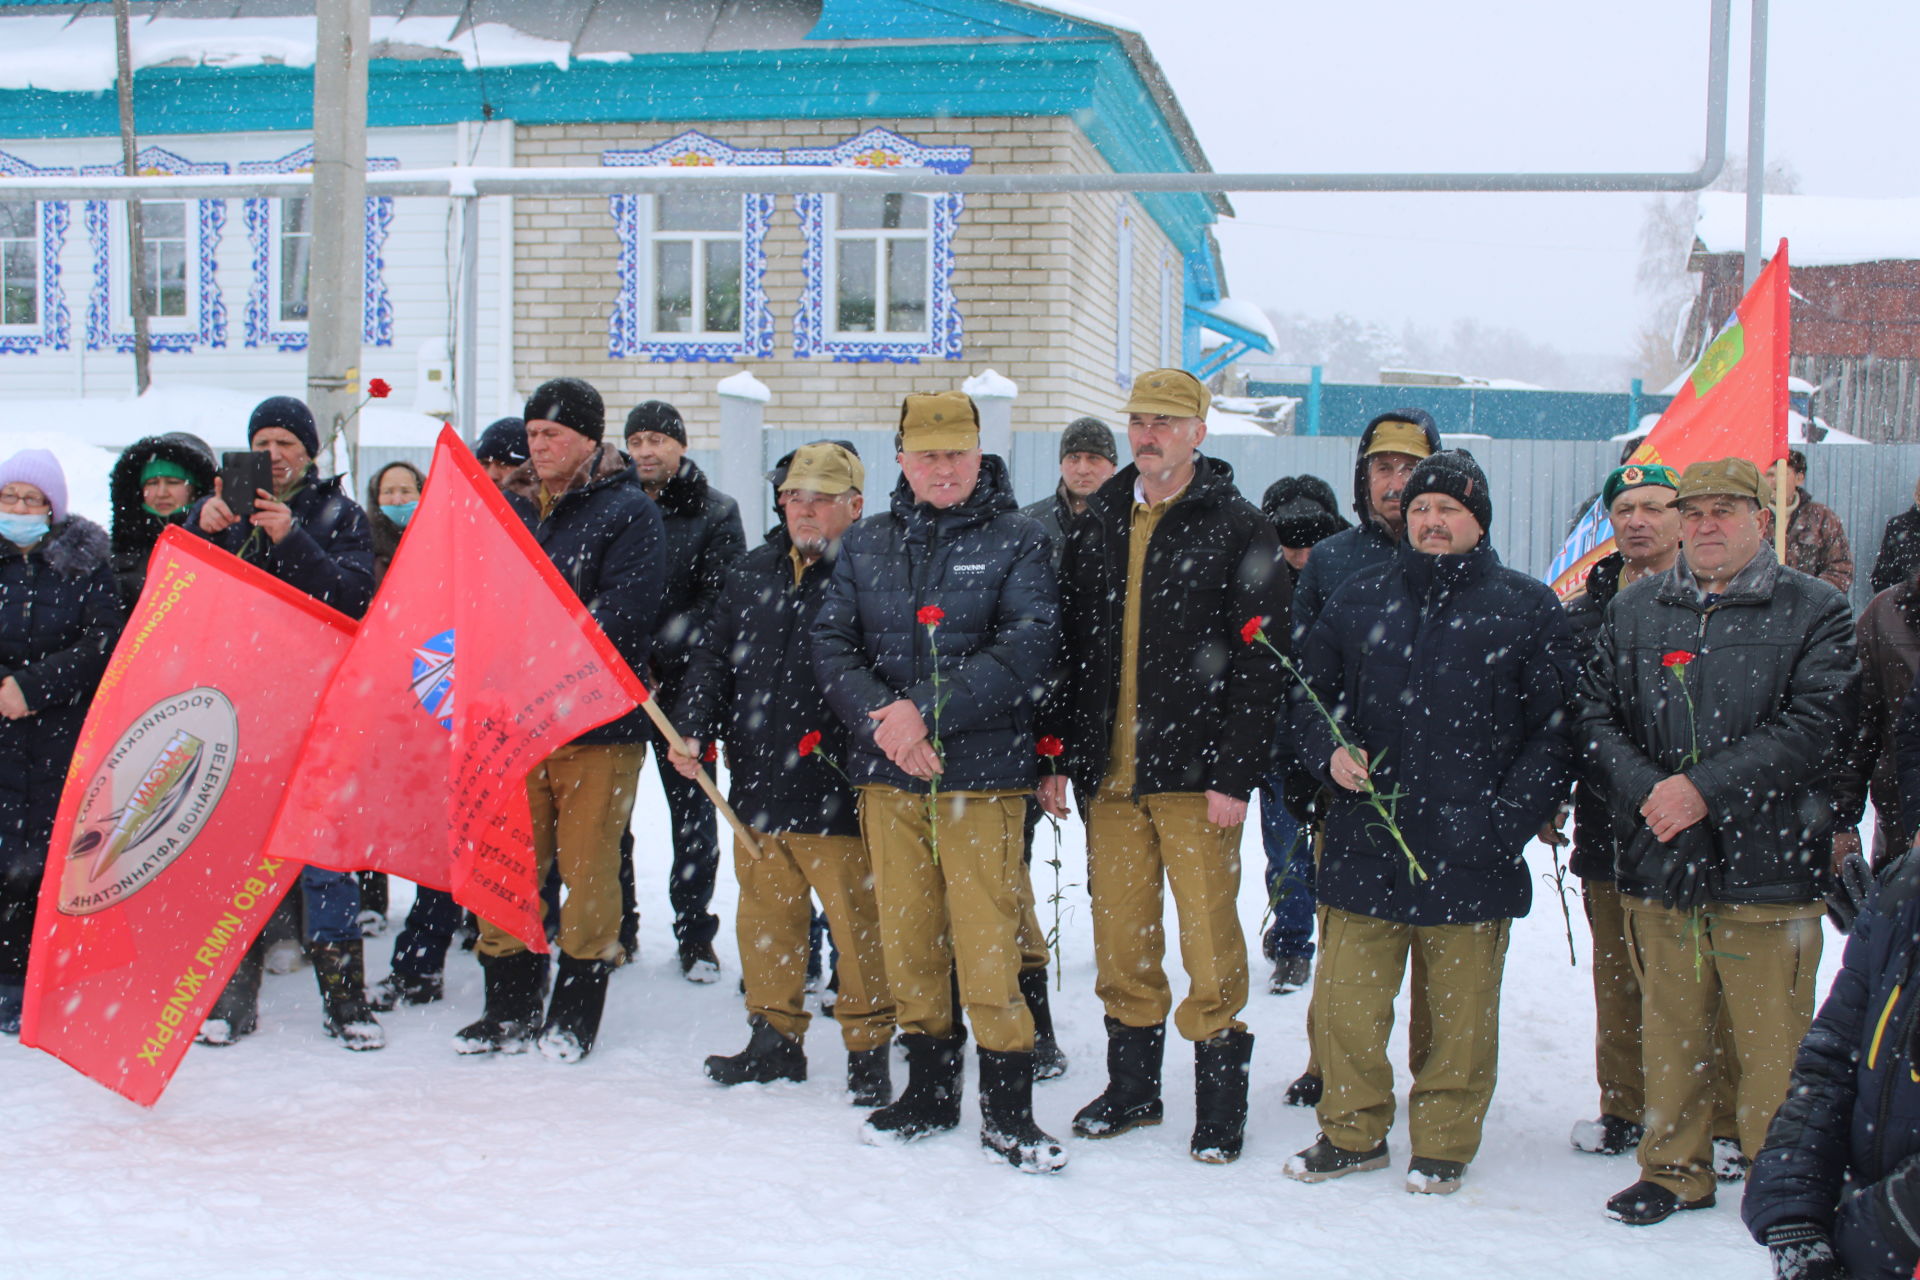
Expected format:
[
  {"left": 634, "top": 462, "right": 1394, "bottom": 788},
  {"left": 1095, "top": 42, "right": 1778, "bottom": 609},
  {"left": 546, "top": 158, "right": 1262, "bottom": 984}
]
[
  {"left": 236, "top": 143, "right": 398, "bottom": 351},
  {"left": 82, "top": 146, "right": 225, "bottom": 352},
  {"left": 603, "top": 131, "right": 779, "bottom": 362},
  {"left": 790, "top": 128, "right": 968, "bottom": 364},
  {"left": 0, "top": 149, "right": 69, "bottom": 354}
]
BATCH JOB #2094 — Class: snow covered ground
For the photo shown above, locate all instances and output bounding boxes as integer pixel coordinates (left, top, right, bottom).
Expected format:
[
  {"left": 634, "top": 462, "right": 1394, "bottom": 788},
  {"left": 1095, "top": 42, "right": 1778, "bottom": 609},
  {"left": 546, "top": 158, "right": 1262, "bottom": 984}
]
[{"left": 0, "top": 765, "right": 1823, "bottom": 1278}]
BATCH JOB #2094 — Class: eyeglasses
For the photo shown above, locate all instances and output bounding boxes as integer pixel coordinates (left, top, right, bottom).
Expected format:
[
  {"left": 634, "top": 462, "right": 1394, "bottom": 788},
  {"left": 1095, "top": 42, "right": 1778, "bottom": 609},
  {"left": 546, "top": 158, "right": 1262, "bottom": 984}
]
[{"left": 0, "top": 489, "right": 49, "bottom": 512}]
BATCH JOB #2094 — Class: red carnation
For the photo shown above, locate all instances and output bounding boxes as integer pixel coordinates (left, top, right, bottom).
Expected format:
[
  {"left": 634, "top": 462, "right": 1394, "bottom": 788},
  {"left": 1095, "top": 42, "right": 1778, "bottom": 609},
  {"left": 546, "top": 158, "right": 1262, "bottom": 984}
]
[
  {"left": 702, "top": 740, "right": 718, "bottom": 764},
  {"left": 1662, "top": 651, "right": 1695, "bottom": 668},
  {"left": 798, "top": 730, "right": 822, "bottom": 758},
  {"left": 1036, "top": 736, "right": 1064, "bottom": 758},
  {"left": 367, "top": 377, "right": 392, "bottom": 399},
  {"left": 917, "top": 605, "right": 944, "bottom": 626},
  {"left": 1240, "top": 616, "right": 1265, "bottom": 646}
]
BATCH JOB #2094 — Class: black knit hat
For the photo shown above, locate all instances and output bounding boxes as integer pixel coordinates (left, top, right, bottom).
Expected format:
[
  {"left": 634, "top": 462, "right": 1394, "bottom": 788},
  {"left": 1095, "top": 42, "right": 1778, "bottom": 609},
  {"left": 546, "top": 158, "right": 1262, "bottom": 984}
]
[
  {"left": 1060, "top": 416, "right": 1117, "bottom": 464},
  {"left": 1403, "top": 449, "right": 1492, "bottom": 533},
  {"left": 1261, "top": 475, "right": 1350, "bottom": 549},
  {"left": 249, "top": 395, "right": 320, "bottom": 459},
  {"left": 523, "top": 378, "right": 605, "bottom": 443},
  {"left": 474, "top": 417, "right": 528, "bottom": 466},
  {"left": 624, "top": 400, "right": 687, "bottom": 447}
]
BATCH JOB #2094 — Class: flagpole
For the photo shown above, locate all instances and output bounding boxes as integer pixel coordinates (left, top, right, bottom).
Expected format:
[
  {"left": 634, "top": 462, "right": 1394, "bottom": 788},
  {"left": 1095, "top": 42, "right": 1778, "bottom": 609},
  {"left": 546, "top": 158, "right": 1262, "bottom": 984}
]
[
  {"left": 633, "top": 690, "right": 767, "bottom": 861},
  {"left": 1774, "top": 455, "right": 1789, "bottom": 561}
]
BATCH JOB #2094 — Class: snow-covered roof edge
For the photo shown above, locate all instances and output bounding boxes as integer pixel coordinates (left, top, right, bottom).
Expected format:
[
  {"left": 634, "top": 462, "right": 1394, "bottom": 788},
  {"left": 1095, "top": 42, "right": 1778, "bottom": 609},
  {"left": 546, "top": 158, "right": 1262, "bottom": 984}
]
[{"left": 1695, "top": 192, "right": 1920, "bottom": 268}]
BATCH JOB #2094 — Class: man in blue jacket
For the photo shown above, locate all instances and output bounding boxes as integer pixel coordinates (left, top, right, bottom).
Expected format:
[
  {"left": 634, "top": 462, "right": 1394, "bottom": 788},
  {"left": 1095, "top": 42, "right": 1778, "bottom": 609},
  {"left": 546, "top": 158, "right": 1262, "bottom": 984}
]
[{"left": 812, "top": 391, "right": 1062, "bottom": 1173}]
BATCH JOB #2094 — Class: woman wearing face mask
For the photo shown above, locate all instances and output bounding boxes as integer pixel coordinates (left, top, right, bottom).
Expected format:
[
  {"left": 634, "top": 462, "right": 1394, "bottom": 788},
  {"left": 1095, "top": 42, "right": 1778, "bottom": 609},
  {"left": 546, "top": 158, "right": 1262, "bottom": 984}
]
[
  {"left": 106, "top": 433, "right": 216, "bottom": 608},
  {"left": 0, "top": 449, "right": 125, "bottom": 1034}
]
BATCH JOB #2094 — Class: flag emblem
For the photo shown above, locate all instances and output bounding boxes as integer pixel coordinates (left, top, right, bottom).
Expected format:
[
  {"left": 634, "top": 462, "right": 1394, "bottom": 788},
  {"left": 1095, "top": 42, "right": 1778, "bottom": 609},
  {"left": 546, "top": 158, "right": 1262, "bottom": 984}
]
[{"left": 410, "top": 629, "right": 455, "bottom": 731}]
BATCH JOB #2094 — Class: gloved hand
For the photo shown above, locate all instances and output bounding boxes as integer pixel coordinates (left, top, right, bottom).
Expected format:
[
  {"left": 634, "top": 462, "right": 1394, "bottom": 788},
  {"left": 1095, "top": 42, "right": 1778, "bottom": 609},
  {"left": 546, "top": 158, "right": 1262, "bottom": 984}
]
[
  {"left": 1826, "top": 851, "right": 1874, "bottom": 935},
  {"left": 1764, "top": 1221, "right": 1845, "bottom": 1279}
]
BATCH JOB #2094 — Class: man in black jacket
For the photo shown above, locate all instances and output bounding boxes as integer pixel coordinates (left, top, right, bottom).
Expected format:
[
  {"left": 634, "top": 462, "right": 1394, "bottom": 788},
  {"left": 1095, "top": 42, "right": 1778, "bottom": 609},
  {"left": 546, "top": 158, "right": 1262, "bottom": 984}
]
[
  {"left": 670, "top": 442, "right": 894, "bottom": 1105},
  {"left": 813, "top": 390, "right": 1064, "bottom": 1172},
  {"left": 1020, "top": 415, "right": 1118, "bottom": 566},
  {"left": 1282, "top": 451, "right": 1576, "bottom": 1196},
  {"left": 1870, "top": 473, "right": 1920, "bottom": 595},
  {"left": 1039, "top": 368, "right": 1286, "bottom": 1165},
  {"left": 1579, "top": 456, "right": 1858, "bottom": 1226},
  {"left": 624, "top": 400, "right": 746, "bottom": 980},
  {"left": 456, "top": 377, "right": 665, "bottom": 1064}
]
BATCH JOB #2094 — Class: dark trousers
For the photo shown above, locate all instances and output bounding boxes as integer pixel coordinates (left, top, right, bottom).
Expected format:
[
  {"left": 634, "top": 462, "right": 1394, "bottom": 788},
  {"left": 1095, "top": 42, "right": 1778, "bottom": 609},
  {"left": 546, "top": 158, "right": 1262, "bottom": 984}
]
[
  {"left": 647, "top": 724, "right": 720, "bottom": 951},
  {"left": 390, "top": 886, "right": 463, "bottom": 978},
  {"left": 0, "top": 868, "right": 35, "bottom": 984},
  {"left": 1257, "top": 773, "right": 1315, "bottom": 961}
]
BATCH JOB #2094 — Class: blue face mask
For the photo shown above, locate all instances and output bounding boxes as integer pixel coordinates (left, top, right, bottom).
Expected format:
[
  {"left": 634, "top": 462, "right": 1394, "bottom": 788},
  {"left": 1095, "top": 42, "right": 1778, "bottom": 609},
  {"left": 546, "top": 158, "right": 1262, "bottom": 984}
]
[
  {"left": 0, "top": 513, "right": 49, "bottom": 546},
  {"left": 380, "top": 501, "right": 418, "bottom": 528}
]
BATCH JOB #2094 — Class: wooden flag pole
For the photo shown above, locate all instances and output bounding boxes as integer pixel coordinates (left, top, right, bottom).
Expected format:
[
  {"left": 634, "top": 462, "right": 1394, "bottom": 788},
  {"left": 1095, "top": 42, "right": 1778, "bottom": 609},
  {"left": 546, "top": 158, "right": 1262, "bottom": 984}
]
[
  {"left": 634, "top": 690, "right": 767, "bottom": 861},
  {"left": 1773, "top": 457, "right": 1789, "bottom": 562}
]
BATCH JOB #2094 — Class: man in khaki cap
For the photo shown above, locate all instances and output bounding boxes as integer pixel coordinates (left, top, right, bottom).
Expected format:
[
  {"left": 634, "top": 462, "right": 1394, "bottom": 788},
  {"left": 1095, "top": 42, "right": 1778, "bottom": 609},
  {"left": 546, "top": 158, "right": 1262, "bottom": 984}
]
[
  {"left": 1039, "top": 367, "right": 1287, "bottom": 1163},
  {"left": 812, "top": 392, "right": 1067, "bottom": 1173},
  {"left": 1577, "top": 456, "right": 1857, "bottom": 1226},
  {"left": 669, "top": 442, "right": 898, "bottom": 1106}
]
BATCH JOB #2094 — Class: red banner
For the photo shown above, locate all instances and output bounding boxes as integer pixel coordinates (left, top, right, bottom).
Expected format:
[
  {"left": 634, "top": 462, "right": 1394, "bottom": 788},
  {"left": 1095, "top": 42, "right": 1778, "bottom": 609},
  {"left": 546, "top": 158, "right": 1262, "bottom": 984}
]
[
  {"left": 20, "top": 529, "right": 358, "bottom": 1105},
  {"left": 1549, "top": 240, "right": 1792, "bottom": 599},
  {"left": 266, "top": 426, "right": 645, "bottom": 952}
]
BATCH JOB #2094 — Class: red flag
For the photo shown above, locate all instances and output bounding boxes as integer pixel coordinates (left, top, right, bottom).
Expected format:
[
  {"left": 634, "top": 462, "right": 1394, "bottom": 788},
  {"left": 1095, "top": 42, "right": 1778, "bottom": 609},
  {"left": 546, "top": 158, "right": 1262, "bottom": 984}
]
[
  {"left": 1549, "top": 240, "right": 1792, "bottom": 599},
  {"left": 266, "top": 426, "right": 645, "bottom": 951},
  {"left": 20, "top": 529, "right": 357, "bottom": 1105}
]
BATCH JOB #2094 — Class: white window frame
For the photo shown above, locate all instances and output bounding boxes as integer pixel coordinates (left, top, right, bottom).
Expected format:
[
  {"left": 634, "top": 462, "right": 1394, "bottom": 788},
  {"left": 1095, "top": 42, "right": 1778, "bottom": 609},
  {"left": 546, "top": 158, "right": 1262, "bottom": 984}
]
[
  {"left": 0, "top": 199, "right": 41, "bottom": 334},
  {"left": 267, "top": 194, "right": 313, "bottom": 332},
  {"left": 823, "top": 192, "right": 935, "bottom": 344},
  {"left": 108, "top": 198, "right": 199, "bottom": 334},
  {"left": 636, "top": 190, "right": 748, "bottom": 343}
]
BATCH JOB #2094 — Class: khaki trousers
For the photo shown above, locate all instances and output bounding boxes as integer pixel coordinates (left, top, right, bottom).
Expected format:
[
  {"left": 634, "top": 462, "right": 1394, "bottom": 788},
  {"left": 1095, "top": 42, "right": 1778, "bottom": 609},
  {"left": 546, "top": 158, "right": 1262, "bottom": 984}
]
[
  {"left": 1313, "top": 907, "right": 1511, "bottom": 1164},
  {"left": 859, "top": 785, "right": 1034, "bottom": 1053},
  {"left": 477, "top": 743, "right": 643, "bottom": 963},
  {"left": 1300, "top": 829, "right": 1431, "bottom": 1080},
  {"left": 1623, "top": 896, "right": 1823, "bottom": 1200},
  {"left": 1087, "top": 789, "right": 1248, "bottom": 1042},
  {"left": 735, "top": 829, "right": 894, "bottom": 1051},
  {"left": 1016, "top": 867, "right": 1050, "bottom": 972}
]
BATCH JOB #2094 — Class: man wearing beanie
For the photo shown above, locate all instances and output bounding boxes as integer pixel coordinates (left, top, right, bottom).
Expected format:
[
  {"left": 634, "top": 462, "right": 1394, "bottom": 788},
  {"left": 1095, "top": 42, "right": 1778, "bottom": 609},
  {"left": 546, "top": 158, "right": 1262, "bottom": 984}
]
[
  {"left": 1039, "top": 367, "right": 1286, "bottom": 1164},
  {"left": 1285, "top": 450, "right": 1576, "bottom": 1195},
  {"left": 1579, "top": 457, "right": 1855, "bottom": 1227},
  {"left": 813, "top": 389, "right": 1066, "bottom": 1172},
  {"left": 622, "top": 398, "right": 746, "bottom": 980},
  {"left": 456, "top": 377, "right": 665, "bottom": 1063},
  {"left": 474, "top": 416, "right": 528, "bottom": 488},
  {"left": 1021, "top": 415, "right": 1119, "bottom": 566}
]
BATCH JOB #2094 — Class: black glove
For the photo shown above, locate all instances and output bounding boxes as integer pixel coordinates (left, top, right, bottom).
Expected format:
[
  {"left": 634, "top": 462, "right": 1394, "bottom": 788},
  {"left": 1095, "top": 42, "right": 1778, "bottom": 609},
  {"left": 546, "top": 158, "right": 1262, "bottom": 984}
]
[
  {"left": 1764, "top": 1221, "right": 1844, "bottom": 1279},
  {"left": 1826, "top": 851, "right": 1874, "bottom": 935}
]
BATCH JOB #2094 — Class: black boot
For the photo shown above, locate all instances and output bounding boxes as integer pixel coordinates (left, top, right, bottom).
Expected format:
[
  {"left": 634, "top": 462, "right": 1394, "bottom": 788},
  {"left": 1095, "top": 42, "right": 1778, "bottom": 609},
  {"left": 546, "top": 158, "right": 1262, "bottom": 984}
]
[
  {"left": 847, "top": 1046, "right": 892, "bottom": 1107},
  {"left": 1284, "top": 1070, "right": 1323, "bottom": 1107},
  {"left": 197, "top": 942, "right": 265, "bottom": 1046},
  {"left": 705, "top": 1015, "right": 806, "bottom": 1085},
  {"left": 312, "top": 941, "right": 385, "bottom": 1051},
  {"left": 1072, "top": 1018, "right": 1165, "bottom": 1139},
  {"left": 978, "top": 1048, "right": 1068, "bottom": 1173},
  {"left": 865, "top": 1033, "right": 964, "bottom": 1143},
  {"left": 454, "top": 951, "right": 550, "bottom": 1055},
  {"left": 1019, "top": 967, "right": 1068, "bottom": 1081},
  {"left": 1192, "top": 1027, "right": 1255, "bottom": 1163},
  {"left": 539, "top": 954, "right": 614, "bottom": 1063},
  {"left": 370, "top": 968, "right": 445, "bottom": 1012}
]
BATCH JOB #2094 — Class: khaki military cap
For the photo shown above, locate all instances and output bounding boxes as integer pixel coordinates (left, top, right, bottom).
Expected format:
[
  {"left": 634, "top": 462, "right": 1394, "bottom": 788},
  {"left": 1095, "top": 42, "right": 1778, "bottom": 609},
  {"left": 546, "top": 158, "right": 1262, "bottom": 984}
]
[
  {"left": 1121, "top": 368, "right": 1211, "bottom": 420},
  {"left": 1673, "top": 456, "right": 1765, "bottom": 505},
  {"left": 898, "top": 391, "right": 980, "bottom": 452},
  {"left": 778, "top": 442, "right": 865, "bottom": 495}
]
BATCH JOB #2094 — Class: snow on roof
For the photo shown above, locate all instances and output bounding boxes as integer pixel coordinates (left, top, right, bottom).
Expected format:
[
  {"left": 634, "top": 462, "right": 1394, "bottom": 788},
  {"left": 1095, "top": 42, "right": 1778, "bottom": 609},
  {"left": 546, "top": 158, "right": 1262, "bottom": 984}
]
[
  {"left": 1609, "top": 411, "right": 1866, "bottom": 446},
  {"left": 1007, "top": 0, "right": 1142, "bottom": 34},
  {"left": 1196, "top": 298, "right": 1278, "bottom": 351},
  {"left": 1380, "top": 368, "right": 1545, "bottom": 391},
  {"left": 1206, "top": 408, "right": 1276, "bottom": 436},
  {"left": 715, "top": 370, "right": 772, "bottom": 403},
  {"left": 1696, "top": 192, "right": 1920, "bottom": 267}
]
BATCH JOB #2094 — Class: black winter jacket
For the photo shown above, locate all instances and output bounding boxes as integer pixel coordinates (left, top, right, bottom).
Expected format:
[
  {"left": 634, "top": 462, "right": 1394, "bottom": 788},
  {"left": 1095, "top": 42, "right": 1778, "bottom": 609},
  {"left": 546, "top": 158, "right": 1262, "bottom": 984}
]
[
  {"left": 1577, "top": 548, "right": 1858, "bottom": 906},
  {"left": 1874, "top": 507, "right": 1920, "bottom": 596},
  {"left": 676, "top": 528, "right": 856, "bottom": 837},
  {"left": 1293, "top": 539, "right": 1577, "bottom": 925},
  {"left": 1019, "top": 482, "right": 1077, "bottom": 570},
  {"left": 648, "top": 457, "right": 745, "bottom": 696},
  {"left": 1744, "top": 851, "right": 1920, "bottom": 1278},
  {"left": 108, "top": 432, "right": 216, "bottom": 607},
  {"left": 1565, "top": 552, "right": 1628, "bottom": 880},
  {"left": 1045, "top": 454, "right": 1287, "bottom": 803},
  {"left": 504, "top": 447, "right": 665, "bottom": 746},
  {"left": 187, "top": 467, "right": 376, "bottom": 619},
  {"left": 812, "top": 455, "right": 1057, "bottom": 794},
  {"left": 0, "top": 516, "right": 125, "bottom": 880}
]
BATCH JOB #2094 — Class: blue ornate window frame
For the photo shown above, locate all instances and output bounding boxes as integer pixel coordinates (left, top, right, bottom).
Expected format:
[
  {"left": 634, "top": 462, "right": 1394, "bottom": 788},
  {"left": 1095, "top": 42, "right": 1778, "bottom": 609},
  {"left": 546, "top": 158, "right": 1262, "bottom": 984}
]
[
  {"left": 238, "top": 144, "right": 398, "bottom": 352},
  {"left": 790, "top": 127, "right": 970, "bottom": 363},
  {"left": 83, "top": 146, "right": 226, "bottom": 352},
  {"left": 0, "top": 150, "right": 70, "bottom": 354},
  {"left": 604, "top": 131, "right": 779, "bottom": 362}
]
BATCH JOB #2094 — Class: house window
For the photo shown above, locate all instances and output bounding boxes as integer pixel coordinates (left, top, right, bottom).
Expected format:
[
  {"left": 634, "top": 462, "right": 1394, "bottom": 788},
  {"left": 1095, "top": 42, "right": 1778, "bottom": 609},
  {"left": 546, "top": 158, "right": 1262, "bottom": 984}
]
[
  {"left": 276, "top": 196, "right": 312, "bottom": 323},
  {"left": 648, "top": 190, "right": 743, "bottom": 336},
  {"left": 138, "top": 200, "right": 191, "bottom": 320},
  {"left": 0, "top": 150, "right": 71, "bottom": 354},
  {"left": 83, "top": 146, "right": 228, "bottom": 352},
  {"left": 239, "top": 145, "right": 397, "bottom": 351},
  {"left": 0, "top": 201, "right": 37, "bottom": 327},
  {"left": 830, "top": 193, "right": 930, "bottom": 338}
]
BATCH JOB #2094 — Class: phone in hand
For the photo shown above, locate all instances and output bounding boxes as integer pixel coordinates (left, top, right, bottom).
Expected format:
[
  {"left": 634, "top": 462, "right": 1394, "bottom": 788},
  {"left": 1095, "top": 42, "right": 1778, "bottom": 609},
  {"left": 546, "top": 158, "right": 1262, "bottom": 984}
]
[{"left": 219, "top": 451, "right": 274, "bottom": 522}]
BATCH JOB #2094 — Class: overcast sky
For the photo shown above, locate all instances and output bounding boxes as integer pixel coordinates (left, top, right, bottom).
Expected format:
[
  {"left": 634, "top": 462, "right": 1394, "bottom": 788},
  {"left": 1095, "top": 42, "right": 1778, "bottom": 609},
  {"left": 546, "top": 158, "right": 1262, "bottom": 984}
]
[{"left": 1084, "top": 0, "right": 1919, "bottom": 378}]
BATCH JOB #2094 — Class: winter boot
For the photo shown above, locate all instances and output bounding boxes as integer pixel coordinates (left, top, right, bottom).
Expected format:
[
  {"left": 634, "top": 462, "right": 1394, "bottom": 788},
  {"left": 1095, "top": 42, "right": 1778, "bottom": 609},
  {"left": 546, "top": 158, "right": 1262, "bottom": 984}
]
[
  {"left": 1283, "top": 1069, "right": 1322, "bottom": 1108},
  {"left": 679, "top": 940, "right": 721, "bottom": 984},
  {"left": 1072, "top": 1018, "right": 1165, "bottom": 1139},
  {"left": 1019, "top": 967, "right": 1068, "bottom": 1081},
  {"left": 1284, "top": 1134, "right": 1391, "bottom": 1182},
  {"left": 705, "top": 1015, "right": 807, "bottom": 1085},
  {"left": 1605, "top": 1179, "right": 1715, "bottom": 1226},
  {"left": 1713, "top": 1135, "right": 1750, "bottom": 1182},
  {"left": 847, "top": 1046, "right": 893, "bottom": 1107},
  {"left": 538, "top": 954, "right": 614, "bottom": 1063},
  {"left": 1268, "top": 955, "right": 1312, "bottom": 995},
  {"left": 369, "top": 968, "right": 445, "bottom": 1012},
  {"left": 311, "top": 941, "right": 385, "bottom": 1051},
  {"left": 1191, "top": 1027, "right": 1254, "bottom": 1163},
  {"left": 864, "top": 1033, "right": 965, "bottom": 1143},
  {"left": 196, "top": 942, "right": 265, "bottom": 1046},
  {"left": 0, "top": 980, "right": 23, "bottom": 1036},
  {"left": 1406, "top": 1156, "right": 1467, "bottom": 1195},
  {"left": 1571, "top": 1114, "right": 1645, "bottom": 1156},
  {"left": 453, "top": 951, "right": 549, "bottom": 1055},
  {"left": 978, "top": 1048, "right": 1068, "bottom": 1174}
]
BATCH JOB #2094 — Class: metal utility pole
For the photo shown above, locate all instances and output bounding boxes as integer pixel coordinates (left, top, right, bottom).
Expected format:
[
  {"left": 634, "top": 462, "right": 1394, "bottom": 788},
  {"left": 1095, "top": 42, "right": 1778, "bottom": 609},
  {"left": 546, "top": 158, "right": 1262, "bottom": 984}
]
[
  {"left": 1743, "top": 0, "right": 1770, "bottom": 288},
  {"left": 308, "top": 0, "right": 370, "bottom": 480},
  {"left": 113, "top": 0, "right": 150, "bottom": 394}
]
